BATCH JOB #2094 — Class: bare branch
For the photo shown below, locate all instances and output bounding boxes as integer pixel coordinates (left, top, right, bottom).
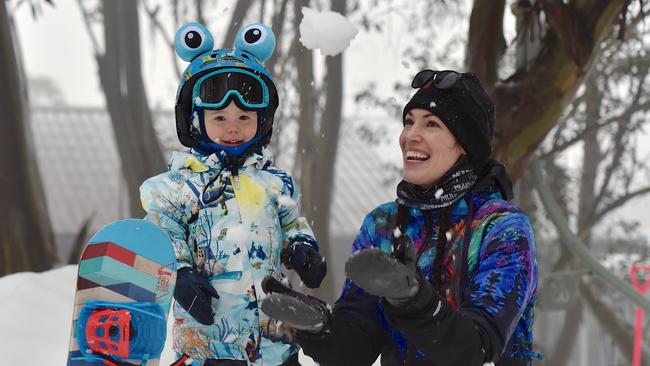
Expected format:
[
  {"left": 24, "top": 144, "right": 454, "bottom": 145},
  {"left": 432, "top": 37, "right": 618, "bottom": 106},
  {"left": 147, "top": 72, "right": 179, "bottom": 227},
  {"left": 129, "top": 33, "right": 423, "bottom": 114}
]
[
  {"left": 76, "top": 0, "right": 102, "bottom": 56},
  {"left": 579, "top": 186, "right": 650, "bottom": 239},
  {"left": 141, "top": 0, "right": 181, "bottom": 78},
  {"left": 594, "top": 65, "right": 650, "bottom": 206},
  {"left": 540, "top": 117, "right": 618, "bottom": 159}
]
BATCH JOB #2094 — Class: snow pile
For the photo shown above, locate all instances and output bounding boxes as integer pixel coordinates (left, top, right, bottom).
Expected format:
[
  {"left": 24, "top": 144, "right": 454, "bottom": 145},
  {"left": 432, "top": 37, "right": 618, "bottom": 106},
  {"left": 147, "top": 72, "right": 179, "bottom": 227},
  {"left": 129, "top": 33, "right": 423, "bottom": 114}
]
[
  {"left": 299, "top": 7, "right": 358, "bottom": 56},
  {"left": 0, "top": 266, "right": 380, "bottom": 365}
]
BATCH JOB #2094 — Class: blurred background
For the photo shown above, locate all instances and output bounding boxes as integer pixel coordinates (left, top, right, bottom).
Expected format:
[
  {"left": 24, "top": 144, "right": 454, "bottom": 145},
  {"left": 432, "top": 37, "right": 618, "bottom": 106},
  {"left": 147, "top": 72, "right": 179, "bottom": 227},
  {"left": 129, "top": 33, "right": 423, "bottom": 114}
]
[{"left": 2, "top": 0, "right": 650, "bottom": 364}]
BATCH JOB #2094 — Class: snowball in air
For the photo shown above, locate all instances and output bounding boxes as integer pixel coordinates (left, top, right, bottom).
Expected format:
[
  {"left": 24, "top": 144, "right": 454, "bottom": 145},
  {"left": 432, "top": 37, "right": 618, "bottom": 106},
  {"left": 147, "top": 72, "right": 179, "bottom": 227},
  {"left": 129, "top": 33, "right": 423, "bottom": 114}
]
[{"left": 299, "top": 7, "right": 358, "bottom": 56}]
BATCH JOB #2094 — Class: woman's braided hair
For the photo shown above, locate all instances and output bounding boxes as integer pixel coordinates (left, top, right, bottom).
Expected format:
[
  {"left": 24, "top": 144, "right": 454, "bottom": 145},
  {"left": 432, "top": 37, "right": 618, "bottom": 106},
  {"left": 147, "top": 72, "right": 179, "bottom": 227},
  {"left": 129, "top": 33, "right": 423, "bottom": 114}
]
[
  {"left": 396, "top": 204, "right": 455, "bottom": 291},
  {"left": 432, "top": 205, "right": 454, "bottom": 291}
]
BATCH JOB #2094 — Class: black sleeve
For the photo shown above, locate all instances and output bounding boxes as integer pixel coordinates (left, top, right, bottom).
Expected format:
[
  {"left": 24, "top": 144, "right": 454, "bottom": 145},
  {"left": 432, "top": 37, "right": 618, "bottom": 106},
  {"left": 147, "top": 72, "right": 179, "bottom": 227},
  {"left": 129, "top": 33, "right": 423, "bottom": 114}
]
[
  {"left": 384, "top": 212, "right": 536, "bottom": 366},
  {"left": 296, "top": 283, "right": 388, "bottom": 366},
  {"left": 383, "top": 277, "right": 489, "bottom": 365}
]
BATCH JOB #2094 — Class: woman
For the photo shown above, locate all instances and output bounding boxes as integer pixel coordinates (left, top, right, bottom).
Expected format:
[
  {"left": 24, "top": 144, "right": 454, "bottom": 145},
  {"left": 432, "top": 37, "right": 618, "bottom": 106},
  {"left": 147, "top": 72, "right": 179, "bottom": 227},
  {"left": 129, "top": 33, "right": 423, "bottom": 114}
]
[{"left": 262, "top": 70, "right": 540, "bottom": 366}]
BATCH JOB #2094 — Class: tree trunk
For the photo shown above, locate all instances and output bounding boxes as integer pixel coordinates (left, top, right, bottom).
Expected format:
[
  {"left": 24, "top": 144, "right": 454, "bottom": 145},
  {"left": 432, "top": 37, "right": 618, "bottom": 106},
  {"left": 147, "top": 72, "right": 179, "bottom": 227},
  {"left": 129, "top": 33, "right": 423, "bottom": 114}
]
[
  {"left": 292, "top": 0, "right": 317, "bottom": 222},
  {"left": 577, "top": 76, "right": 601, "bottom": 241},
  {"left": 548, "top": 75, "right": 602, "bottom": 365},
  {"left": 311, "top": 0, "right": 345, "bottom": 303},
  {"left": 465, "top": 0, "right": 505, "bottom": 92},
  {"left": 98, "top": 0, "right": 166, "bottom": 218},
  {"left": 0, "top": 1, "right": 57, "bottom": 274},
  {"left": 222, "top": 0, "right": 254, "bottom": 48},
  {"left": 466, "top": 0, "right": 627, "bottom": 180},
  {"left": 288, "top": 0, "right": 346, "bottom": 302},
  {"left": 547, "top": 298, "right": 584, "bottom": 365}
]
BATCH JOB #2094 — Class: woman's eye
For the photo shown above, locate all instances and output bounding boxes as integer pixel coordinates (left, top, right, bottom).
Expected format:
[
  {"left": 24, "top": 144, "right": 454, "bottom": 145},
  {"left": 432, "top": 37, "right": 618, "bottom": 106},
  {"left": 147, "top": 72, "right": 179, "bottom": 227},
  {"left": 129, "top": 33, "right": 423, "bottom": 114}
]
[
  {"left": 403, "top": 119, "right": 414, "bottom": 126},
  {"left": 427, "top": 120, "right": 441, "bottom": 128}
]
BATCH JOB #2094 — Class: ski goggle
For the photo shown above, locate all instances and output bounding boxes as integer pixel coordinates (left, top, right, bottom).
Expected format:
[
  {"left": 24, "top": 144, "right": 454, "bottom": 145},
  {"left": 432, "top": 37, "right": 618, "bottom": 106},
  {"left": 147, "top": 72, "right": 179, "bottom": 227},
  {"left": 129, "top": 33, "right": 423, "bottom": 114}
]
[{"left": 192, "top": 68, "right": 269, "bottom": 110}]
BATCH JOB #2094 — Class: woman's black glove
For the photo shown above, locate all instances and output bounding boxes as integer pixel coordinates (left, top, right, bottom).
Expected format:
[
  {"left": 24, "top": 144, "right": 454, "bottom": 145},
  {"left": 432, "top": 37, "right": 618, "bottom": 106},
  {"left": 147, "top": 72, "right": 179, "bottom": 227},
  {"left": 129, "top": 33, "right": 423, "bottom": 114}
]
[
  {"left": 345, "top": 236, "right": 419, "bottom": 306},
  {"left": 174, "top": 267, "right": 219, "bottom": 325},
  {"left": 282, "top": 239, "right": 327, "bottom": 288}
]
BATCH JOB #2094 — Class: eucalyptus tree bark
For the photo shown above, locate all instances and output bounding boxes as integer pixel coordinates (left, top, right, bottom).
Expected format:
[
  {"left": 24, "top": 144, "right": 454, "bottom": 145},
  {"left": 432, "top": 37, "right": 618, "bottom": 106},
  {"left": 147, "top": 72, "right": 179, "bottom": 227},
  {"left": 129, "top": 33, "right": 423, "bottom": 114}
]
[
  {"left": 310, "top": 0, "right": 345, "bottom": 303},
  {"left": 98, "top": 0, "right": 165, "bottom": 217},
  {"left": 289, "top": 0, "right": 346, "bottom": 302},
  {"left": 577, "top": 76, "right": 601, "bottom": 243},
  {"left": 466, "top": 0, "right": 506, "bottom": 92},
  {"left": 267, "top": 0, "right": 290, "bottom": 152},
  {"left": 0, "top": 1, "right": 57, "bottom": 274},
  {"left": 466, "top": 0, "right": 628, "bottom": 180},
  {"left": 292, "top": 0, "right": 317, "bottom": 219}
]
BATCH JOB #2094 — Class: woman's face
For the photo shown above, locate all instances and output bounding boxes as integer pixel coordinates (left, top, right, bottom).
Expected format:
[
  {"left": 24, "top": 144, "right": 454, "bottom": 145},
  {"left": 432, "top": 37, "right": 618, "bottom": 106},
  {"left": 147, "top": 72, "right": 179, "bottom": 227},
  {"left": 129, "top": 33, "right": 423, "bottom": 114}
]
[{"left": 399, "top": 108, "right": 465, "bottom": 188}]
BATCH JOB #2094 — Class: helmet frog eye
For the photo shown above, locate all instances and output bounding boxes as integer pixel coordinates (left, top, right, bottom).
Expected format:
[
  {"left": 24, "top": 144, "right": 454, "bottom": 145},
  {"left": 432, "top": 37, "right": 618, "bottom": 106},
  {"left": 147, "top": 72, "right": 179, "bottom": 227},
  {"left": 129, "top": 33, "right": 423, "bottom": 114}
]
[
  {"left": 175, "top": 23, "right": 214, "bottom": 62},
  {"left": 234, "top": 23, "right": 276, "bottom": 62}
]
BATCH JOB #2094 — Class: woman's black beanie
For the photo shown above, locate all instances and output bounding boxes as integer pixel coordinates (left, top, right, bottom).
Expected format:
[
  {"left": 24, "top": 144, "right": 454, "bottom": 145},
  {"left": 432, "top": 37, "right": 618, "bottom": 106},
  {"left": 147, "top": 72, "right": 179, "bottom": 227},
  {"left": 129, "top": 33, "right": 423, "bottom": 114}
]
[{"left": 402, "top": 72, "right": 496, "bottom": 172}]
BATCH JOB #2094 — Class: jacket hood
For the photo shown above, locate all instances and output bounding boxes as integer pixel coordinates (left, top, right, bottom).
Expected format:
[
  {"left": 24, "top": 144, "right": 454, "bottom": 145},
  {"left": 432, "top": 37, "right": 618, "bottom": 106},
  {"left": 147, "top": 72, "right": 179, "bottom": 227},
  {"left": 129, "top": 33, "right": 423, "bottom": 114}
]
[{"left": 472, "top": 158, "right": 513, "bottom": 200}]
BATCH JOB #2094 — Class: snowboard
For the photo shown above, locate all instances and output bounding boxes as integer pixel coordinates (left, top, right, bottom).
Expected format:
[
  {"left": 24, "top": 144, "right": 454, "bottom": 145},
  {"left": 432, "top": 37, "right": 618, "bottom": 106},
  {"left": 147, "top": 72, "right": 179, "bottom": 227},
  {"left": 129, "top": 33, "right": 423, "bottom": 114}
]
[{"left": 67, "top": 219, "right": 177, "bottom": 366}]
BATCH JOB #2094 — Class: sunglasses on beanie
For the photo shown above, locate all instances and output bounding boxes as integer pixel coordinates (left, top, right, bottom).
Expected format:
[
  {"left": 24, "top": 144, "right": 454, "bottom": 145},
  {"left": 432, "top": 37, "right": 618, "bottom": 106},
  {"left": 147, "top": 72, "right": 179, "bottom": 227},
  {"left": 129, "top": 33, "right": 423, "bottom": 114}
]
[{"left": 410, "top": 69, "right": 491, "bottom": 123}]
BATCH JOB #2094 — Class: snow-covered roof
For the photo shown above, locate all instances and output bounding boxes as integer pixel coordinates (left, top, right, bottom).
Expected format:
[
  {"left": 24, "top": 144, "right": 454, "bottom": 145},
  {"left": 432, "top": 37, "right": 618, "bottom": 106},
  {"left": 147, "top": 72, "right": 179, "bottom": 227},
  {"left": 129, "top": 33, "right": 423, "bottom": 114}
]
[{"left": 30, "top": 106, "right": 396, "bottom": 249}]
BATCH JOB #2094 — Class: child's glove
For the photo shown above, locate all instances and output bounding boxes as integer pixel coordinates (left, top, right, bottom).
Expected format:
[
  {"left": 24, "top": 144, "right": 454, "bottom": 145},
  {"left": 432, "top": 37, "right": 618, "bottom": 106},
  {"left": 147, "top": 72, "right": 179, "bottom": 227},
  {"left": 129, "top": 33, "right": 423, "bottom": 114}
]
[
  {"left": 282, "top": 239, "right": 327, "bottom": 288},
  {"left": 174, "top": 267, "right": 219, "bottom": 325},
  {"left": 344, "top": 236, "right": 419, "bottom": 307}
]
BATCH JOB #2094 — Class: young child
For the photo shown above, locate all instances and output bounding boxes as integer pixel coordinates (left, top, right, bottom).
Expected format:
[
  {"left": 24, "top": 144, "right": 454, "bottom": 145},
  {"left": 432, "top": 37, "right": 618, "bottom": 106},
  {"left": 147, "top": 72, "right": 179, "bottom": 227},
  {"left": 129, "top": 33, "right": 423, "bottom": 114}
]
[{"left": 140, "top": 22, "right": 326, "bottom": 366}]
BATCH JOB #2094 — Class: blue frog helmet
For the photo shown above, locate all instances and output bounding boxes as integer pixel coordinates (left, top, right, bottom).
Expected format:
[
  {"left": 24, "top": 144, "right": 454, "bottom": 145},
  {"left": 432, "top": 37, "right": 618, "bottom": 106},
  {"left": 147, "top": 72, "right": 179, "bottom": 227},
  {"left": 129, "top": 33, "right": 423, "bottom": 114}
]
[{"left": 174, "top": 22, "right": 278, "bottom": 159}]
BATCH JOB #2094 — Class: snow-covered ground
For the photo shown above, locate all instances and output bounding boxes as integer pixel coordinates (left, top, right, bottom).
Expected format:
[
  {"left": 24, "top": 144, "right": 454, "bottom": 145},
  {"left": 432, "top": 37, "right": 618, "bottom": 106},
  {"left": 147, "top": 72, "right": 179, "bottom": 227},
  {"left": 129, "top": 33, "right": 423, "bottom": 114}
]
[{"left": 0, "top": 266, "right": 380, "bottom": 365}]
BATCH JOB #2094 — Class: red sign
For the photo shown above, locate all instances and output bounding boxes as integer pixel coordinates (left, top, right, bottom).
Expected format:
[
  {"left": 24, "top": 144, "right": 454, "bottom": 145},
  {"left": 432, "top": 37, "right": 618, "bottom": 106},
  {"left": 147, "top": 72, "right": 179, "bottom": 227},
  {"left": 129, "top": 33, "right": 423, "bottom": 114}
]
[{"left": 630, "top": 263, "right": 650, "bottom": 366}]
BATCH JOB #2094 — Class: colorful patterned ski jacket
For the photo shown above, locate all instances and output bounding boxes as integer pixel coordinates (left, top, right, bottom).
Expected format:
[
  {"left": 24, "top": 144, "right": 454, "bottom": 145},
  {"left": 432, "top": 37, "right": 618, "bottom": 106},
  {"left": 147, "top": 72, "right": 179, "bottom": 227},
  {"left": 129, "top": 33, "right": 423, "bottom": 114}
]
[
  {"left": 299, "top": 191, "right": 539, "bottom": 366},
  {"left": 140, "top": 146, "right": 314, "bottom": 365}
]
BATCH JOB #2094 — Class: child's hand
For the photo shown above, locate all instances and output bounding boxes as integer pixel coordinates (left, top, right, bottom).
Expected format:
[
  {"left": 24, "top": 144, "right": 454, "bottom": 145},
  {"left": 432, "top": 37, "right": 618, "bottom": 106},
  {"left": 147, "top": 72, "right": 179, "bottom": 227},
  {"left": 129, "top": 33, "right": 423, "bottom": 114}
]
[
  {"left": 282, "top": 242, "right": 327, "bottom": 288},
  {"left": 174, "top": 267, "right": 220, "bottom": 325}
]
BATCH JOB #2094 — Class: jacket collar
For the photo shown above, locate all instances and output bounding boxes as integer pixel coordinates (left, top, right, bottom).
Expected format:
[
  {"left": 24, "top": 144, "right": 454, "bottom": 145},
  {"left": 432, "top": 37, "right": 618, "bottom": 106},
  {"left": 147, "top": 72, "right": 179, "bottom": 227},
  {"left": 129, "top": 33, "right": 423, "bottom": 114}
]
[{"left": 167, "top": 145, "right": 275, "bottom": 173}]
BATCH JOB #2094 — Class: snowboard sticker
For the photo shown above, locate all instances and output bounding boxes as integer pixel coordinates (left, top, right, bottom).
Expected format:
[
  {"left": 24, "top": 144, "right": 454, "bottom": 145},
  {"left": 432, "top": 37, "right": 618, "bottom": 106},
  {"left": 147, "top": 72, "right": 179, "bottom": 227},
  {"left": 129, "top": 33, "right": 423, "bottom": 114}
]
[{"left": 67, "top": 219, "right": 177, "bottom": 365}]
